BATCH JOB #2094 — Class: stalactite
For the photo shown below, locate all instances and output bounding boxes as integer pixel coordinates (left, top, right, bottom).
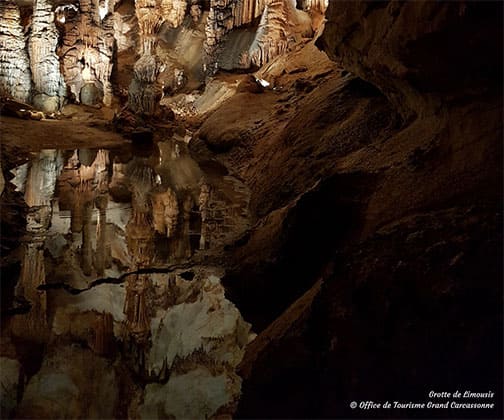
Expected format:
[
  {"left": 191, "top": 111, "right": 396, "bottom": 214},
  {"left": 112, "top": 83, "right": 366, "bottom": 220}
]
[
  {"left": 28, "top": 0, "right": 66, "bottom": 112},
  {"left": 204, "top": 0, "right": 275, "bottom": 73},
  {"left": 0, "top": 1, "right": 32, "bottom": 102},
  {"left": 247, "top": 0, "right": 297, "bottom": 67},
  {"left": 299, "top": 0, "right": 328, "bottom": 14},
  {"left": 161, "top": 0, "right": 188, "bottom": 28},
  {"left": 59, "top": 0, "right": 116, "bottom": 106},
  {"left": 128, "top": 0, "right": 164, "bottom": 114}
]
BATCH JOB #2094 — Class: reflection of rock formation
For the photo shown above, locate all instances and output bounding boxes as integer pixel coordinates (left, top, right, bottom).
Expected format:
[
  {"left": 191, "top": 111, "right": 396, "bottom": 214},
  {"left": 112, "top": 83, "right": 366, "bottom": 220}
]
[
  {"left": 14, "top": 241, "right": 49, "bottom": 340},
  {"left": 0, "top": 1, "right": 32, "bottom": 102},
  {"left": 140, "top": 274, "right": 252, "bottom": 419},
  {"left": 58, "top": 0, "right": 115, "bottom": 106},
  {"left": 91, "top": 311, "right": 115, "bottom": 356},
  {"left": 28, "top": 0, "right": 66, "bottom": 112},
  {"left": 126, "top": 157, "right": 156, "bottom": 266},
  {"left": 58, "top": 149, "right": 113, "bottom": 278},
  {"left": 12, "top": 150, "right": 63, "bottom": 341},
  {"left": 198, "top": 181, "right": 210, "bottom": 249},
  {"left": 152, "top": 188, "right": 179, "bottom": 237},
  {"left": 124, "top": 274, "right": 152, "bottom": 343}
]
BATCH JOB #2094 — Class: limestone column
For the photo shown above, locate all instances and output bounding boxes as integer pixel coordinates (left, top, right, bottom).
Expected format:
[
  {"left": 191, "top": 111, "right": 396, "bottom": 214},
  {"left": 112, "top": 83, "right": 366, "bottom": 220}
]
[
  {"left": 128, "top": 0, "right": 164, "bottom": 114},
  {"left": 0, "top": 1, "right": 32, "bottom": 102},
  {"left": 28, "top": 0, "right": 66, "bottom": 112}
]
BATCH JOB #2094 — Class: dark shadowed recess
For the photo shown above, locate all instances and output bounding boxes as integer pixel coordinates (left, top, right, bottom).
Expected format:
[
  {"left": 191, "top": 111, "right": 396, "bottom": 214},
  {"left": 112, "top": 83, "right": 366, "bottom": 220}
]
[{"left": 223, "top": 172, "right": 379, "bottom": 332}]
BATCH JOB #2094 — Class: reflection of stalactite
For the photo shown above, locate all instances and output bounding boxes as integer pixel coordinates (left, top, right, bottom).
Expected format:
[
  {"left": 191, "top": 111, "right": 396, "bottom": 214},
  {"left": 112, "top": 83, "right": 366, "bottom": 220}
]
[
  {"left": 93, "top": 150, "right": 110, "bottom": 194},
  {"left": 91, "top": 311, "right": 114, "bottom": 356},
  {"left": 126, "top": 160, "right": 156, "bottom": 265},
  {"left": 93, "top": 150, "right": 111, "bottom": 275},
  {"left": 13, "top": 241, "right": 48, "bottom": 340},
  {"left": 24, "top": 150, "right": 63, "bottom": 208},
  {"left": 126, "top": 208, "right": 155, "bottom": 267},
  {"left": 81, "top": 200, "right": 93, "bottom": 276},
  {"left": 175, "top": 193, "right": 193, "bottom": 259},
  {"left": 152, "top": 188, "right": 179, "bottom": 238},
  {"left": 199, "top": 181, "right": 210, "bottom": 250},
  {"left": 94, "top": 194, "right": 109, "bottom": 275},
  {"left": 124, "top": 274, "right": 151, "bottom": 343}
]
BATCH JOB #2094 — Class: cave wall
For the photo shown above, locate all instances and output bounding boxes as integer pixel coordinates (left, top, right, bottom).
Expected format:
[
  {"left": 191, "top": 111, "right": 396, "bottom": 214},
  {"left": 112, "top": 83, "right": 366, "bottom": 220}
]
[
  {"left": 318, "top": 0, "right": 503, "bottom": 120},
  {"left": 0, "top": 0, "right": 323, "bottom": 112},
  {"left": 190, "top": 1, "right": 502, "bottom": 417}
]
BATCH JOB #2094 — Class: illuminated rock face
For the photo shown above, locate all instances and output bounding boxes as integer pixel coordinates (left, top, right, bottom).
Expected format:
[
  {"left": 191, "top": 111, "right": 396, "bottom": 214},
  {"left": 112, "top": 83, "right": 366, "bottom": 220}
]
[
  {"left": 0, "top": 0, "right": 322, "bottom": 112},
  {"left": 161, "top": 0, "right": 188, "bottom": 28},
  {"left": 59, "top": 0, "right": 115, "bottom": 106},
  {"left": 128, "top": 0, "right": 164, "bottom": 113},
  {"left": 0, "top": 1, "right": 31, "bottom": 102},
  {"left": 29, "top": 0, "right": 66, "bottom": 112},
  {"left": 139, "top": 274, "right": 252, "bottom": 419}
]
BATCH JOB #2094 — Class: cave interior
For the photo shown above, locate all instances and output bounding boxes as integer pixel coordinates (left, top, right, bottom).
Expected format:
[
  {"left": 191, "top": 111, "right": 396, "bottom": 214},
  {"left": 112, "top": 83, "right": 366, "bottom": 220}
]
[{"left": 0, "top": 0, "right": 502, "bottom": 419}]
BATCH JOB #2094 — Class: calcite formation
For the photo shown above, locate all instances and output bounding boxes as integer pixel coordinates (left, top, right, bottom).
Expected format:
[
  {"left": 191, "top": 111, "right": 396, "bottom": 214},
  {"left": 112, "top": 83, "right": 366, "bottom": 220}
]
[
  {"left": 161, "top": 0, "right": 188, "bottom": 28},
  {"left": 0, "top": 1, "right": 31, "bottom": 102},
  {"left": 247, "top": 0, "right": 297, "bottom": 67},
  {"left": 128, "top": 0, "right": 165, "bottom": 113},
  {"left": 0, "top": 0, "right": 322, "bottom": 112},
  {"left": 204, "top": 0, "right": 310, "bottom": 71},
  {"left": 58, "top": 0, "right": 116, "bottom": 106},
  {"left": 28, "top": 0, "right": 66, "bottom": 112}
]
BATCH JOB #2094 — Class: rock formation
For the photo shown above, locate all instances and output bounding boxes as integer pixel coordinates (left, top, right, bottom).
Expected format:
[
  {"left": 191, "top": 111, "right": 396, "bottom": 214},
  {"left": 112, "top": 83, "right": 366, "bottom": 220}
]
[
  {"left": 128, "top": 0, "right": 164, "bottom": 114},
  {"left": 58, "top": 0, "right": 116, "bottom": 106},
  {"left": 28, "top": 0, "right": 66, "bottom": 112},
  {"left": 1, "top": 1, "right": 501, "bottom": 418},
  {"left": 0, "top": 1, "right": 32, "bottom": 102}
]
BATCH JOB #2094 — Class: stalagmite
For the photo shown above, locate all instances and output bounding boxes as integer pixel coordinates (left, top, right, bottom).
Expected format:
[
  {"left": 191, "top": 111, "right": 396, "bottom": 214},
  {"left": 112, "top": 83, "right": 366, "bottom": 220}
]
[
  {"left": 0, "top": 1, "right": 32, "bottom": 102},
  {"left": 28, "top": 0, "right": 66, "bottom": 112}
]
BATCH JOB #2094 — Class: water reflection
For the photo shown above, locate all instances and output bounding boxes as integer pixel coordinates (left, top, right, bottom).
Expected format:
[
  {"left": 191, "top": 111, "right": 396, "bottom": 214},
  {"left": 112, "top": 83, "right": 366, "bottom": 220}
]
[{"left": 4, "top": 138, "right": 253, "bottom": 419}]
